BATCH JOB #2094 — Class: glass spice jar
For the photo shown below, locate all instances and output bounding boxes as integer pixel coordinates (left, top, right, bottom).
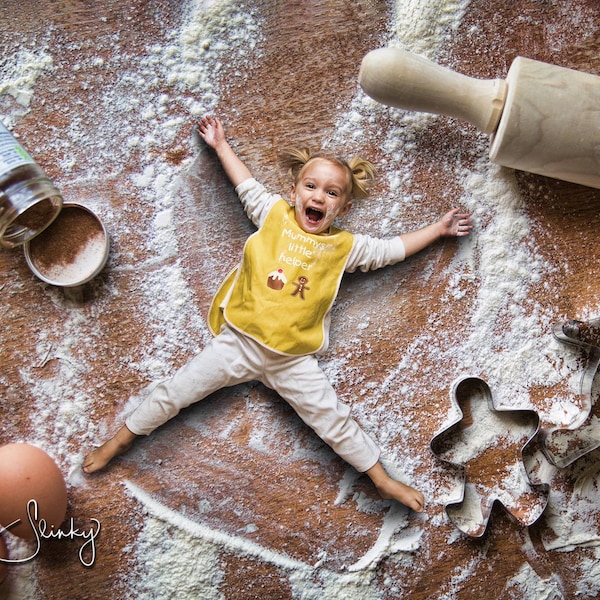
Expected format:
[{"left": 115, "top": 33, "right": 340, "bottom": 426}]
[{"left": 0, "top": 122, "right": 63, "bottom": 249}]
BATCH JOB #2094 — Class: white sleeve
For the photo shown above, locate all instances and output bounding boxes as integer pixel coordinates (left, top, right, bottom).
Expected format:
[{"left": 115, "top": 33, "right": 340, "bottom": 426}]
[
  {"left": 235, "top": 178, "right": 282, "bottom": 228},
  {"left": 346, "top": 233, "right": 406, "bottom": 272}
]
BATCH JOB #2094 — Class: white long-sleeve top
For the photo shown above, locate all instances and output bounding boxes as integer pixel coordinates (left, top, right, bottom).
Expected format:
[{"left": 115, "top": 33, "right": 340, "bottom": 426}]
[{"left": 236, "top": 178, "right": 407, "bottom": 272}]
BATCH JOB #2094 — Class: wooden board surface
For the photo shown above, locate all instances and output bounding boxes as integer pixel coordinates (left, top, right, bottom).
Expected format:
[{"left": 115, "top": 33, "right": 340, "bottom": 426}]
[{"left": 2, "top": 1, "right": 600, "bottom": 598}]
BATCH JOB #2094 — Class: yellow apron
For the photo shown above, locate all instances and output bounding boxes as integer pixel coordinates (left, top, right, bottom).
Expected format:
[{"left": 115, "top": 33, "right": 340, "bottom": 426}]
[{"left": 208, "top": 199, "right": 354, "bottom": 355}]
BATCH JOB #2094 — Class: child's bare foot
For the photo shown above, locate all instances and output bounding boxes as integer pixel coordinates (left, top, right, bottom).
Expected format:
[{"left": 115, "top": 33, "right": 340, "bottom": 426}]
[
  {"left": 365, "top": 461, "right": 425, "bottom": 512},
  {"left": 83, "top": 426, "right": 137, "bottom": 474}
]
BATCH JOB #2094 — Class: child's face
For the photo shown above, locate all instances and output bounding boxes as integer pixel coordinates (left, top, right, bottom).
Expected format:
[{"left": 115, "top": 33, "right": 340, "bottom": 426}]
[{"left": 290, "top": 159, "right": 352, "bottom": 235}]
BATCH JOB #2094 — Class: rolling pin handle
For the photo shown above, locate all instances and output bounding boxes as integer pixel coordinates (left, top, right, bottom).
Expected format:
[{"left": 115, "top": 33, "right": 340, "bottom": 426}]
[{"left": 359, "top": 47, "right": 507, "bottom": 134}]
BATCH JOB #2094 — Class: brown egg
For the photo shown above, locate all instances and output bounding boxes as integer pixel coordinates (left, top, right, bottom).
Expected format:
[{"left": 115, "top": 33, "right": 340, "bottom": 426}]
[
  {"left": 0, "top": 534, "right": 7, "bottom": 584},
  {"left": 0, "top": 443, "right": 68, "bottom": 540}
]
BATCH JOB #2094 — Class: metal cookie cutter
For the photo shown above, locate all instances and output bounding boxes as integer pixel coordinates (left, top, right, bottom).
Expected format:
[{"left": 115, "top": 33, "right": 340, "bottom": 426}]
[
  {"left": 542, "top": 318, "right": 600, "bottom": 468},
  {"left": 430, "top": 377, "right": 549, "bottom": 537}
]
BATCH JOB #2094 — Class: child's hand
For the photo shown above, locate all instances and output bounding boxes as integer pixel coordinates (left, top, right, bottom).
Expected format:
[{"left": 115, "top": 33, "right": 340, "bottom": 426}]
[
  {"left": 195, "top": 115, "right": 225, "bottom": 150},
  {"left": 440, "top": 208, "right": 473, "bottom": 237}
]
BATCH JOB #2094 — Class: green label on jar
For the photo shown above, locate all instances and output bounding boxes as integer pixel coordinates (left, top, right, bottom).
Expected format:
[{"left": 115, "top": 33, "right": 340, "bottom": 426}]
[{"left": 0, "top": 123, "right": 35, "bottom": 176}]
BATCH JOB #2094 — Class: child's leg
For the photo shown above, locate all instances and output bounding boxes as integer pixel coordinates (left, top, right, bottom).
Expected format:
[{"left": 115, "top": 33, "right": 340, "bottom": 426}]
[
  {"left": 83, "top": 326, "right": 261, "bottom": 474},
  {"left": 264, "top": 354, "right": 425, "bottom": 512}
]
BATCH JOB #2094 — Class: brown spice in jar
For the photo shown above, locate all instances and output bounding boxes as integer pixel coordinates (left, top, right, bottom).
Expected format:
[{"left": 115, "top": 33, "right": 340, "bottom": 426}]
[
  {"left": 12, "top": 196, "right": 60, "bottom": 232},
  {"left": 28, "top": 206, "right": 104, "bottom": 270}
]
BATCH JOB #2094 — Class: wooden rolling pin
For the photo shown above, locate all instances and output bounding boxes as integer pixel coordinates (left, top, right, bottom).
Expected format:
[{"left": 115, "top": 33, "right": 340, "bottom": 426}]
[{"left": 359, "top": 47, "right": 600, "bottom": 189}]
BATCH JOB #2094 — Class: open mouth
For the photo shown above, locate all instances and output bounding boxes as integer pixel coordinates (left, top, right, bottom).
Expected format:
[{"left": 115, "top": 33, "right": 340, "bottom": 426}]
[{"left": 306, "top": 207, "right": 324, "bottom": 223}]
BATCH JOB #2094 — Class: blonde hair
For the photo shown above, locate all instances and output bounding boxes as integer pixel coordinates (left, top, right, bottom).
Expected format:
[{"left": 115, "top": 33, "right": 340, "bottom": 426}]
[{"left": 281, "top": 147, "right": 375, "bottom": 200}]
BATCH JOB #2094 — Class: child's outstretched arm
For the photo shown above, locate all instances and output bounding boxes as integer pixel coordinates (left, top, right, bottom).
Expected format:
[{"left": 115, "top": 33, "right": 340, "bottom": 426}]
[
  {"left": 400, "top": 208, "right": 473, "bottom": 258},
  {"left": 196, "top": 115, "right": 252, "bottom": 187}
]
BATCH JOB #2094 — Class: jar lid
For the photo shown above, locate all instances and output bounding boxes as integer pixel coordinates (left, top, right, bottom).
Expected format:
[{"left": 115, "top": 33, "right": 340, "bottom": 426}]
[{"left": 23, "top": 203, "right": 110, "bottom": 287}]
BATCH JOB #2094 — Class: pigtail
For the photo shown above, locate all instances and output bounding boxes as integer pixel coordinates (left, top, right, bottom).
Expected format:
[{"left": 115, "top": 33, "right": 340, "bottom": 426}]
[
  {"left": 281, "top": 147, "right": 313, "bottom": 180},
  {"left": 347, "top": 156, "right": 376, "bottom": 200},
  {"left": 280, "top": 147, "right": 376, "bottom": 200}
]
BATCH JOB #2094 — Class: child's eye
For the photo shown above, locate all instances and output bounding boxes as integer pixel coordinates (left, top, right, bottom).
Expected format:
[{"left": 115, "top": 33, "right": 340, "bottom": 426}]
[{"left": 328, "top": 190, "right": 338, "bottom": 196}]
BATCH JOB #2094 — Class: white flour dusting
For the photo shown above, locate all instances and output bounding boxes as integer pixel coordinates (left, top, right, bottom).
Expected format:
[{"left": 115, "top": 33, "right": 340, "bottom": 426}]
[
  {"left": 125, "top": 481, "right": 388, "bottom": 600},
  {"left": 392, "top": 0, "right": 470, "bottom": 57},
  {"left": 0, "top": 47, "right": 54, "bottom": 126},
  {"left": 503, "top": 562, "right": 563, "bottom": 599},
  {"left": 2, "top": 0, "right": 600, "bottom": 598}
]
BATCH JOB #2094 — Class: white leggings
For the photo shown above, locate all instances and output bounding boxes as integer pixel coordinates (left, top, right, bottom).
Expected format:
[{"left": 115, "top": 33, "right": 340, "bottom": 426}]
[{"left": 126, "top": 325, "right": 380, "bottom": 473}]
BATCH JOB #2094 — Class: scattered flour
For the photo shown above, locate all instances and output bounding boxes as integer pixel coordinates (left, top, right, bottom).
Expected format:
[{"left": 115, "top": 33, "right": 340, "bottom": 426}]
[
  {"left": 503, "top": 562, "right": 564, "bottom": 600},
  {"left": 0, "top": 46, "right": 54, "bottom": 124},
  {"left": 125, "top": 481, "right": 387, "bottom": 600},
  {"left": 391, "top": 0, "right": 470, "bottom": 57}
]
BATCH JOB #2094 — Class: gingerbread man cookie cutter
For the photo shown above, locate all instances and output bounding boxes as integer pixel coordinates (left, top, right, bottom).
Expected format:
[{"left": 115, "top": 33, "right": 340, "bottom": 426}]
[
  {"left": 541, "top": 318, "right": 600, "bottom": 468},
  {"left": 430, "top": 376, "right": 549, "bottom": 537}
]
